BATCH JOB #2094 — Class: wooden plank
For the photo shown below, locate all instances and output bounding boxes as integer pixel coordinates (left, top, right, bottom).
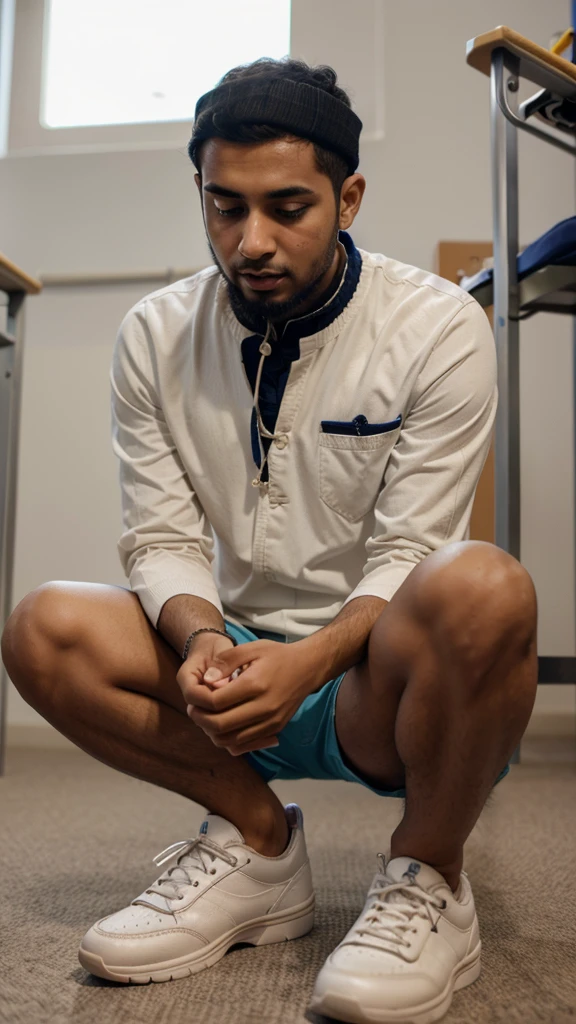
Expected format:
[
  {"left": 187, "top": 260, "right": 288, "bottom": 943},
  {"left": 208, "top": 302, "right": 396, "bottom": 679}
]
[
  {"left": 435, "top": 241, "right": 495, "bottom": 545},
  {"left": 466, "top": 25, "right": 576, "bottom": 94},
  {"left": 0, "top": 254, "right": 42, "bottom": 295}
]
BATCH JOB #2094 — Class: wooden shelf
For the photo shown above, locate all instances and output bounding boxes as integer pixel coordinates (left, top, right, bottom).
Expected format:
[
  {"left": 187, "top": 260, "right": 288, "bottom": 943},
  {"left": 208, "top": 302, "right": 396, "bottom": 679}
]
[
  {"left": 0, "top": 254, "right": 42, "bottom": 295},
  {"left": 466, "top": 25, "right": 576, "bottom": 97}
]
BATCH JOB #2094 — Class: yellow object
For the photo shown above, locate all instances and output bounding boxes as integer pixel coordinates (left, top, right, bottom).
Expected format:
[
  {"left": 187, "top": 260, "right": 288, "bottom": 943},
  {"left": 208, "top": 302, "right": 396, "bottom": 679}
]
[{"left": 551, "top": 27, "right": 573, "bottom": 57}]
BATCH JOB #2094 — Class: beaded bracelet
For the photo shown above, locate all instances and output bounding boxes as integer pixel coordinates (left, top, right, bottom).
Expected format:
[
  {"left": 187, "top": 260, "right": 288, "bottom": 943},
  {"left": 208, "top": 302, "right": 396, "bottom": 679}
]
[{"left": 181, "top": 627, "right": 238, "bottom": 661}]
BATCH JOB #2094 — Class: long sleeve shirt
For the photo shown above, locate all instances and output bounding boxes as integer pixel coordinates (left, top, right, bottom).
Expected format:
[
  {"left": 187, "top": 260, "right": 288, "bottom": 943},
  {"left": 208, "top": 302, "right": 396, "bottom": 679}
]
[{"left": 110, "top": 231, "right": 497, "bottom": 641}]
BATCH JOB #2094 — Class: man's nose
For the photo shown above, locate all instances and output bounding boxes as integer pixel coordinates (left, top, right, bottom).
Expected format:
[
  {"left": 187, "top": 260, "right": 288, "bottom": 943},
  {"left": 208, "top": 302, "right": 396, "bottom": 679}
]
[{"left": 238, "top": 213, "right": 276, "bottom": 261}]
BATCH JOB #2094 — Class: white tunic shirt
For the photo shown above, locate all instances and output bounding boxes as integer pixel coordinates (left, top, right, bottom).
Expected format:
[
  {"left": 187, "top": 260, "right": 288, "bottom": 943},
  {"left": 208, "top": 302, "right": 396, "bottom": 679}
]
[{"left": 110, "top": 240, "right": 497, "bottom": 641}]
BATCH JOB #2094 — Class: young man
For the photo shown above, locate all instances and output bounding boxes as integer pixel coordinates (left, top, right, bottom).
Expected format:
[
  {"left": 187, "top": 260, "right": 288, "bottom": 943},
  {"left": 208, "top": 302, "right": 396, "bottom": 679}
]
[{"left": 2, "top": 59, "right": 538, "bottom": 1024}]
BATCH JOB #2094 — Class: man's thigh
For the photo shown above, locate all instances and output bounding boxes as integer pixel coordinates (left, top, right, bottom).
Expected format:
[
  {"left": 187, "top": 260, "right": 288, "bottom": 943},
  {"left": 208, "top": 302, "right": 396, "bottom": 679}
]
[{"left": 5, "top": 582, "right": 186, "bottom": 716}]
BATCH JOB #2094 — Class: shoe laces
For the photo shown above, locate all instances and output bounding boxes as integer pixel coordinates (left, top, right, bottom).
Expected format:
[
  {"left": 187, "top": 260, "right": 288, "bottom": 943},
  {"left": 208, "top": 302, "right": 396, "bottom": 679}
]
[
  {"left": 144, "top": 836, "right": 238, "bottom": 901},
  {"left": 342, "top": 853, "right": 447, "bottom": 954}
]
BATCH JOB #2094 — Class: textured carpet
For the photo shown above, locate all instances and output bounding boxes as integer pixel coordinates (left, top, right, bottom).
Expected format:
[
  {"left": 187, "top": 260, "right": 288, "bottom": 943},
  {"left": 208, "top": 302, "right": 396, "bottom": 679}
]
[{"left": 0, "top": 742, "right": 575, "bottom": 1024}]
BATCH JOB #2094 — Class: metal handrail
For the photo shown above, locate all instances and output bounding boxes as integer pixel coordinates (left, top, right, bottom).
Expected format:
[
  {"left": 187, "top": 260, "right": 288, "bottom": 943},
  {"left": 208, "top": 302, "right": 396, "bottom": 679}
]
[
  {"left": 493, "top": 48, "right": 576, "bottom": 158},
  {"left": 38, "top": 267, "right": 202, "bottom": 288}
]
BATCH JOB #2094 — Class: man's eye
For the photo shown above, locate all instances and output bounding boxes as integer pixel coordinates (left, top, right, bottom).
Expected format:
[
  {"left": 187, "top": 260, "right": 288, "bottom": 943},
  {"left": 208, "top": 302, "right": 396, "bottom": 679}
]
[
  {"left": 279, "top": 207, "right": 307, "bottom": 219},
  {"left": 213, "top": 205, "right": 308, "bottom": 219}
]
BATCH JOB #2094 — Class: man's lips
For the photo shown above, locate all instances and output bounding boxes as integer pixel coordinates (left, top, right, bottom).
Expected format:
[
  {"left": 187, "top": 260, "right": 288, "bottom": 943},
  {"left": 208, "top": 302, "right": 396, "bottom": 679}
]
[{"left": 240, "top": 272, "right": 287, "bottom": 292}]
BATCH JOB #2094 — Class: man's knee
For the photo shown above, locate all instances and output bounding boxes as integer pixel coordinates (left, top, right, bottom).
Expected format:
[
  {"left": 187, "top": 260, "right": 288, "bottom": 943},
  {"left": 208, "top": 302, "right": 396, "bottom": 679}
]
[
  {"left": 1, "top": 582, "right": 81, "bottom": 708},
  {"left": 373, "top": 541, "right": 537, "bottom": 683},
  {"left": 409, "top": 541, "right": 538, "bottom": 671}
]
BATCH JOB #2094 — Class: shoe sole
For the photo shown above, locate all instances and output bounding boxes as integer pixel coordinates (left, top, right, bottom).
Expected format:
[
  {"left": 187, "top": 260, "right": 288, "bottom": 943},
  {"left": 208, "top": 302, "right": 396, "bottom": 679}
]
[
  {"left": 78, "top": 894, "right": 315, "bottom": 984},
  {"left": 308, "top": 942, "right": 481, "bottom": 1024}
]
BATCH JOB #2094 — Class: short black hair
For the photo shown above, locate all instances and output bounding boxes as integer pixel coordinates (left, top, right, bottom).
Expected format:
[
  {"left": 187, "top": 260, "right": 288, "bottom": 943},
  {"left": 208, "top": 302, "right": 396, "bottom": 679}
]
[{"left": 188, "top": 57, "right": 352, "bottom": 202}]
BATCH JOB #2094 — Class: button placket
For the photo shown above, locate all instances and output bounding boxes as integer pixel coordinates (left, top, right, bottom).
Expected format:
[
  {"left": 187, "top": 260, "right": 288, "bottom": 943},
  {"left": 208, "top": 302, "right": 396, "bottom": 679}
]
[{"left": 257, "top": 351, "right": 313, "bottom": 569}]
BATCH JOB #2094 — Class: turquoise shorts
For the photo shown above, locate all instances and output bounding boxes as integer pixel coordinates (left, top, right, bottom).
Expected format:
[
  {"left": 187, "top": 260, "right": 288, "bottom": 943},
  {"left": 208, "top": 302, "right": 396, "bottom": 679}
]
[{"left": 224, "top": 619, "right": 510, "bottom": 799}]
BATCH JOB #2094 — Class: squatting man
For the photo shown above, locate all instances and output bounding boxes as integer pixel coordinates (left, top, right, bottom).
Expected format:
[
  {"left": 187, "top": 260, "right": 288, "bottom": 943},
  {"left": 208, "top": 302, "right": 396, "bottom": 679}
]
[{"left": 2, "top": 56, "right": 538, "bottom": 1024}]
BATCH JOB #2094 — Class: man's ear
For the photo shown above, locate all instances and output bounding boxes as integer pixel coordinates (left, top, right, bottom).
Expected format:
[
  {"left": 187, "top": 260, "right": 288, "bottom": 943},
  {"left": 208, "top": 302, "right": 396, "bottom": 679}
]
[
  {"left": 339, "top": 173, "right": 366, "bottom": 231},
  {"left": 194, "top": 173, "right": 202, "bottom": 195}
]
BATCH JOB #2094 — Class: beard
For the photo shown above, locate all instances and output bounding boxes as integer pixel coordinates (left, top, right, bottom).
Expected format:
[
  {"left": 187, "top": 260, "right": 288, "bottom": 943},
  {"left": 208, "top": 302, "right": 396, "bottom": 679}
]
[{"left": 206, "top": 222, "right": 340, "bottom": 332}]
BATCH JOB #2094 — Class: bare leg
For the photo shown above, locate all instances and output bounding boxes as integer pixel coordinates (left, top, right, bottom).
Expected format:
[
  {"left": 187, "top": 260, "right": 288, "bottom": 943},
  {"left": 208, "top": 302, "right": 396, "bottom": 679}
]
[
  {"left": 1, "top": 582, "right": 289, "bottom": 856},
  {"left": 335, "top": 542, "right": 538, "bottom": 890}
]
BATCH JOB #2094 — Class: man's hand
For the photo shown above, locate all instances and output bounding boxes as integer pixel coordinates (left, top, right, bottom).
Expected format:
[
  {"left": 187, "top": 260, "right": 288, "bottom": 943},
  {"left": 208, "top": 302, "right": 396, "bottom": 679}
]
[
  {"left": 182, "top": 639, "right": 320, "bottom": 756},
  {"left": 176, "top": 632, "right": 240, "bottom": 698}
]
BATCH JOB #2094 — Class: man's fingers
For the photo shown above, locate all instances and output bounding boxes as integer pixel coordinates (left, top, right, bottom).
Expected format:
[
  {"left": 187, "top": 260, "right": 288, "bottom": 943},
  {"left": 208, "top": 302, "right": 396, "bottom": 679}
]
[
  {"left": 207, "top": 674, "right": 233, "bottom": 688},
  {"left": 219, "top": 717, "right": 283, "bottom": 747},
  {"left": 209, "top": 663, "right": 250, "bottom": 687},
  {"left": 227, "top": 735, "right": 280, "bottom": 756},
  {"left": 188, "top": 701, "right": 273, "bottom": 737},
  {"left": 184, "top": 672, "right": 256, "bottom": 710}
]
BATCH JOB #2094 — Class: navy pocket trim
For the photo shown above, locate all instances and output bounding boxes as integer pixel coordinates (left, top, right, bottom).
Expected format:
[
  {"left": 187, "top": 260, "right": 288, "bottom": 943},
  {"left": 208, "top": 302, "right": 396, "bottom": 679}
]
[{"left": 320, "top": 413, "right": 402, "bottom": 436}]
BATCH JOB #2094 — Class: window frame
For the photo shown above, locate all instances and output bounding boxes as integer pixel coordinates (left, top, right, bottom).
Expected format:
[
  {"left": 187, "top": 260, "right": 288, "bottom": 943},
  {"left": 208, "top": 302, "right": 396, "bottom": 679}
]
[{"left": 5, "top": 0, "right": 383, "bottom": 158}]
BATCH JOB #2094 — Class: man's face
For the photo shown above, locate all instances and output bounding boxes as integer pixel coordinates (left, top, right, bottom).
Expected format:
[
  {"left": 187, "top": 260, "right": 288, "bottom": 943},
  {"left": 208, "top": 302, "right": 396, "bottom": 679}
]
[{"left": 195, "top": 137, "right": 352, "bottom": 325}]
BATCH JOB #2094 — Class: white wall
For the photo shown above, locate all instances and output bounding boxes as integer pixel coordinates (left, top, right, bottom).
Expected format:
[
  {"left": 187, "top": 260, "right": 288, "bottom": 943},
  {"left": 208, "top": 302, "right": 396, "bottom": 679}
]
[{"left": 1, "top": 0, "right": 575, "bottom": 730}]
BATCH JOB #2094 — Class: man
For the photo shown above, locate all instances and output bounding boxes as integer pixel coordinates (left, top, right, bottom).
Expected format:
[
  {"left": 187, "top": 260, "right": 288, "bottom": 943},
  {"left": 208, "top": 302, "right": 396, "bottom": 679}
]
[{"left": 1, "top": 58, "right": 537, "bottom": 1024}]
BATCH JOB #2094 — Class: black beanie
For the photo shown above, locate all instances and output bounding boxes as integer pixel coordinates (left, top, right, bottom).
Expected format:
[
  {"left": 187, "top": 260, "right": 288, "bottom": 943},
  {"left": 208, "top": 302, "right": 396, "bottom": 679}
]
[{"left": 190, "top": 77, "right": 363, "bottom": 174}]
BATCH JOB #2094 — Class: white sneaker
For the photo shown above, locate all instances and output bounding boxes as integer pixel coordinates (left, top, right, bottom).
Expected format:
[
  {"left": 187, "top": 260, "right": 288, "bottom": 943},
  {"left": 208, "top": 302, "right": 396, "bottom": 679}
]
[
  {"left": 78, "top": 802, "right": 314, "bottom": 984},
  {"left": 309, "top": 854, "right": 481, "bottom": 1024}
]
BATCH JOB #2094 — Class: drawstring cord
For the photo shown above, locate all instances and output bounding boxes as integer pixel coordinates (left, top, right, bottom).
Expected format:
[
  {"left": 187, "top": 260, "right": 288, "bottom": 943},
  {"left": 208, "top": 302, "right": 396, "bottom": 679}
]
[
  {"left": 249, "top": 240, "right": 350, "bottom": 491},
  {"left": 251, "top": 320, "right": 283, "bottom": 489}
]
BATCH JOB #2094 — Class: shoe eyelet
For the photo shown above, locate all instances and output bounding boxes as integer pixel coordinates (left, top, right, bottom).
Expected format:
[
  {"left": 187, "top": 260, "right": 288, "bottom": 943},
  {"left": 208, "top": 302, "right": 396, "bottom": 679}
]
[
  {"left": 246, "top": 858, "right": 251, "bottom": 864},
  {"left": 210, "top": 868, "right": 216, "bottom": 874},
  {"left": 178, "top": 895, "right": 184, "bottom": 900},
  {"left": 441, "top": 899, "right": 447, "bottom": 909},
  {"left": 194, "top": 881, "right": 199, "bottom": 886}
]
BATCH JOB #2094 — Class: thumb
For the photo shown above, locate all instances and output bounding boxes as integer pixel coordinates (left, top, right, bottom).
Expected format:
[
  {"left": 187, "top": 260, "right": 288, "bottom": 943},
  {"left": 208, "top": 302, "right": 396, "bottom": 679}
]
[
  {"left": 207, "top": 644, "right": 251, "bottom": 678},
  {"left": 204, "top": 666, "right": 224, "bottom": 683}
]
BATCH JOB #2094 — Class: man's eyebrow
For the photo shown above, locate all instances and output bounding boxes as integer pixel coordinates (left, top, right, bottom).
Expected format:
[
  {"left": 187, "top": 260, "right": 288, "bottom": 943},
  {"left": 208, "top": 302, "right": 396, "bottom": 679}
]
[{"left": 203, "top": 184, "right": 317, "bottom": 199}]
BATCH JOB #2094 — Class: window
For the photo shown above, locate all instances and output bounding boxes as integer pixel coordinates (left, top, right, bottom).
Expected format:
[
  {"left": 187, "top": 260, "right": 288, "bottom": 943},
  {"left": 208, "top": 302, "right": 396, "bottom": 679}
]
[
  {"left": 6, "top": 0, "right": 383, "bottom": 156},
  {"left": 42, "top": 0, "right": 291, "bottom": 129}
]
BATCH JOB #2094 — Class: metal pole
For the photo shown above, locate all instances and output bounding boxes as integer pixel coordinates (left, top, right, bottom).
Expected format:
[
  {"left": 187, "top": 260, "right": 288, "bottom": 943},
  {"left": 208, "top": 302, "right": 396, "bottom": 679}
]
[
  {"left": 491, "top": 49, "right": 521, "bottom": 765},
  {"left": 491, "top": 49, "right": 521, "bottom": 561},
  {"left": 0, "top": 291, "right": 25, "bottom": 775}
]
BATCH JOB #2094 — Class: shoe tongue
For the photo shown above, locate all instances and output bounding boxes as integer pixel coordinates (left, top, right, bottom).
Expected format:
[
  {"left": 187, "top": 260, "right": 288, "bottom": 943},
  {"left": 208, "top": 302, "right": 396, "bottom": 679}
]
[
  {"left": 383, "top": 856, "right": 450, "bottom": 894},
  {"left": 198, "top": 813, "right": 245, "bottom": 848}
]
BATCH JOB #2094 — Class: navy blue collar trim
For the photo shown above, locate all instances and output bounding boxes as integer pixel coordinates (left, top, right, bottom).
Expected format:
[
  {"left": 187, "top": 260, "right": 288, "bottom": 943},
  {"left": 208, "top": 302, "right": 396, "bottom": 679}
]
[{"left": 235, "top": 230, "right": 361, "bottom": 348}]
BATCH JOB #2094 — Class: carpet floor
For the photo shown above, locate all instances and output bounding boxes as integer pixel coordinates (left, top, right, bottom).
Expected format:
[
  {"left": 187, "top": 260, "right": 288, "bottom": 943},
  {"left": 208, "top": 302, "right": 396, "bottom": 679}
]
[{"left": 0, "top": 740, "right": 575, "bottom": 1024}]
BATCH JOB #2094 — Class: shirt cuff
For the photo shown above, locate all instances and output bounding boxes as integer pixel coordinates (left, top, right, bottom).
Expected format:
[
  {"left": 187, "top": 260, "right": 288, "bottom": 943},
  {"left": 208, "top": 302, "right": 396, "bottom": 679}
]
[
  {"left": 342, "top": 563, "right": 421, "bottom": 607},
  {"left": 131, "top": 577, "right": 224, "bottom": 629}
]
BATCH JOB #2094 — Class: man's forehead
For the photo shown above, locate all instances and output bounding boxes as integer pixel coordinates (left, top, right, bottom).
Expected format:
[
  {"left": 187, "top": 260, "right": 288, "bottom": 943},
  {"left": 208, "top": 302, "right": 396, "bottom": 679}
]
[{"left": 199, "top": 136, "right": 325, "bottom": 192}]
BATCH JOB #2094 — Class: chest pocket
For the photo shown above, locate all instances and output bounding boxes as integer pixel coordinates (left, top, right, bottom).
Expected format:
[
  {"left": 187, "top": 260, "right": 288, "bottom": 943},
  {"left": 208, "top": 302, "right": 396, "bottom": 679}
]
[{"left": 318, "top": 414, "right": 402, "bottom": 523}]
